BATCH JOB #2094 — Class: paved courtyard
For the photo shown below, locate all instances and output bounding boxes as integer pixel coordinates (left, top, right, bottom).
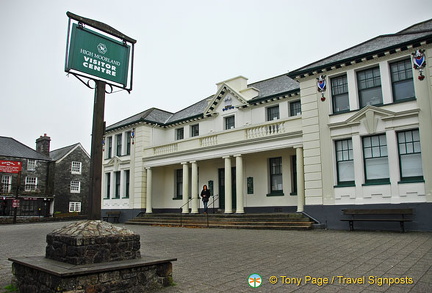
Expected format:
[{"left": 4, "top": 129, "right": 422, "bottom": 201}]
[{"left": 0, "top": 221, "right": 431, "bottom": 292}]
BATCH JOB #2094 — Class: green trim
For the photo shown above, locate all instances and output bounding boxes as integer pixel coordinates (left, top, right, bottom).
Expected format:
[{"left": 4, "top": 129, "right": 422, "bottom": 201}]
[
  {"left": 172, "top": 197, "right": 182, "bottom": 200},
  {"left": 362, "top": 179, "right": 390, "bottom": 186},
  {"left": 266, "top": 191, "right": 284, "bottom": 197},
  {"left": 334, "top": 182, "right": 355, "bottom": 188},
  {"left": 398, "top": 177, "right": 425, "bottom": 184},
  {"left": 289, "top": 192, "right": 297, "bottom": 196}
]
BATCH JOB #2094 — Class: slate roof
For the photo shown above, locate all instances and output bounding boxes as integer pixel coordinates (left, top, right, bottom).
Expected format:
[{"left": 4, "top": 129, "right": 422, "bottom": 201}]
[
  {"left": 288, "top": 18, "right": 432, "bottom": 78},
  {"left": 106, "top": 74, "right": 300, "bottom": 131},
  {"left": 0, "top": 136, "right": 51, "bottom": 161},
  {"left": 249, "top": 74, "right": 299, "bottom": 100},
  {"left": 107, "top": 19, "right": 431, "bottom": 132},
  {"left": 50, "top": 143, "right": 87, "bottom": 161}
]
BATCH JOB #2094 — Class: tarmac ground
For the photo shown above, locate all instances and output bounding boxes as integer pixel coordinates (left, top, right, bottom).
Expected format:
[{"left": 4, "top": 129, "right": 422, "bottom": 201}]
[{"left": 0, "top": 221, "right": 431, "bottom": 292}]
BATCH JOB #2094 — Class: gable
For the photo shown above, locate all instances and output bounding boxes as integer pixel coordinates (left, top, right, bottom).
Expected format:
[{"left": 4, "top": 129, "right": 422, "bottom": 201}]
[{"left": 204, "top": 84, "right": 250, "bottom": 116}]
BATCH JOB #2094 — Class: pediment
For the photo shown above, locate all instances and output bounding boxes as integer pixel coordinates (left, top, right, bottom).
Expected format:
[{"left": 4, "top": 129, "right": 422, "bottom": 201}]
[
  {"left": 329, "top": 105, "right": 419, "bottom": 134},
  {"left": 203, "top": 84, "right": 252, "bottom": 116},
  {"left": 345, "top": 105, "right": 396, "bottom": 124},
  {"left": 103, "top": 156, "right": 129, "bottom": 170}
]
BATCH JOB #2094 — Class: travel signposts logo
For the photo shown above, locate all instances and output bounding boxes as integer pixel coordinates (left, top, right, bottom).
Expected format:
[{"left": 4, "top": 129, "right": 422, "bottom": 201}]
[{"left": 248, "top": 274, "right": 262, "bottom": 288}]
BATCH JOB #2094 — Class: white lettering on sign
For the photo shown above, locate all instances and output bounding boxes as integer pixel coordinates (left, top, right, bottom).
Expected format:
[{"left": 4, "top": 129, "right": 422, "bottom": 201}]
[{"left": 83, "top": 56, "right": 117, "bottom": 77}]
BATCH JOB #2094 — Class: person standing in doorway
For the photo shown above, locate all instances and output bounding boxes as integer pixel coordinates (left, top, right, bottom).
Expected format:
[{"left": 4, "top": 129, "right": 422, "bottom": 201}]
[{"left": 200, "top": 185, "right": 211, "bottom": 214}]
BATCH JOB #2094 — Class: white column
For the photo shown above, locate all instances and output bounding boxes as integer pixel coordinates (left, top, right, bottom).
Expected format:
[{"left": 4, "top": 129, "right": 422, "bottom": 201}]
[
  {"left": 182, "top": 162, "right": 189, "bottom": 213},
  {"left": 191, "top": 161, "right": 199, "bottom": 213},
  {"left": 223, "top": 156, "right": 233, "bottom": 213},
  {"left": 235, "top": 155, "right": 244, "bottom": 213},
  {"left": 295, "top": 147, "right": 305, "bottom": 212},
  {"left": 145, "top": 167, "right": 153, "bottom": 213}
]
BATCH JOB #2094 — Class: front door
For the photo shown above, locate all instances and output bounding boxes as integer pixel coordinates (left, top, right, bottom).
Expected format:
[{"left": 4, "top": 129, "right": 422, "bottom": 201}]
[{"left": 218, "top": 167, "right": 236, "bottom": 210}]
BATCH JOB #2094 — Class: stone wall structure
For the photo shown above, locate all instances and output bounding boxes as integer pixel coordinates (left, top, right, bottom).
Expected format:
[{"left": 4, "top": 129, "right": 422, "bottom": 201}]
[{"left": 9, "top": 220, "right": 176, "bottom": 292}]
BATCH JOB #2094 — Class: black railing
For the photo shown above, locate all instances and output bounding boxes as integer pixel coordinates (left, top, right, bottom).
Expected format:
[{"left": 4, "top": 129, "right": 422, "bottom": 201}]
[
  {"left": 206, "top": 194, "right": 219, "bottom": 227},
  {"left": 179, "top": 198, "right": 193, "bottom": 227}
]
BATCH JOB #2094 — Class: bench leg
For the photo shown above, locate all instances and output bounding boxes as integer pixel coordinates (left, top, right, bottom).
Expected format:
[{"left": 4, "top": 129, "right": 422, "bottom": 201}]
[
  {"left": 349, "top": 220, "right": 354, "bottom": 231},
  {"left": 400, "top": 221, "right": 405, "bottom": 233}
]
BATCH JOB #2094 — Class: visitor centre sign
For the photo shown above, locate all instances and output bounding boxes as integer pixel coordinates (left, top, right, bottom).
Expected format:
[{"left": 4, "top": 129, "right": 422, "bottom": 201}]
[
  {"left": 66, "top": 24, "right": 130, "bottom": 87},
  {"left": 65, "top": 11, "right": 135, "bottom": 91}
]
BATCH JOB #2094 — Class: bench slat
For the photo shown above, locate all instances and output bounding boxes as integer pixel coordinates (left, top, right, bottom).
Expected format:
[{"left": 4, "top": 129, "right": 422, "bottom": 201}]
[
  {"left": 342, "top": 209, "right": 413, "bottom": 215},
  {"left": 341, "top": 219, "right": 412, "bottom": 222}
]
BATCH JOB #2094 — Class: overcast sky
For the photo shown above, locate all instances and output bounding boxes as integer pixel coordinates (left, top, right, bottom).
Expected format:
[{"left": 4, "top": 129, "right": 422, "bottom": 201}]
[{"left": 1, "top": 0, "right": 431, "bottom": 152}]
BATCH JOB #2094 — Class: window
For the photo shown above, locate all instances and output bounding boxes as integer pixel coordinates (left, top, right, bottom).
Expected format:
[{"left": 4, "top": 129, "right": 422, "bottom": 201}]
[
  {"left": 390, "top": 59, "right": 415, "bottom": 102},
  {"left": 107, "top": 136, "right": 113, "bottom": 159},
  {"left": 191, "top": 124, "right": 199, "bottom": 137},
  {"left": 224, "top": 115, "right": 235, "bottom": 130},
  {"left": 1, "top": 175, "right": 11, "bottom": 193},
  {"left": 27, "top": 159, "right": 36, "bottom": 171},
  {"left": 105, "top": 173, "right": 111, "bottom": 199},
  {"left": 357, "top": 67, "right": 383, "bottom": 107},
  {"left": 397, "top": 129, "right": 423, "bottom": 181},
  {"left": 116, "top": 133, "right": 122, "bottom": 156},
  {"left": 124, "top": 170, "right": 130, "bottom": 198},
  {"left": 174, "top": 169, "right": 183, "bottom": 199},
  {"left": 25, "top": 176, "right": 38, "bottom": 192},
  {"left": 126, "top": 131, "right": 131, "bottom": 155},
  {"left": 114, "top": 171, "right": 121, "bottom": 198},
  {"left": 176, "top": 128, "right": 184, "bottom": 140},
  {"left": 363, "top": 134, "right": 389, "bottom": 183},
  {"left": 69, "top": 202, "right": 82, "bottom": 212},
  {"left": 335, "top": 139, "right": 355, "bottom": 185},
  {"left": 289, "top": 100, "right": 301, "bottom": 116},
  {"left": 331, "top": 75, "right": 350, "bottom": 113},
  {"left": 269, "top": 157, "right": 283, "bottom": 194},
  {"left": 71, "top": 161, "right": 82, "bottom": 174},
  {"left": 267, "top": 105, "right": 280, "bottom": 121},
  {"left": 70, "top": 180, "right": 81, "bottom": 193}
]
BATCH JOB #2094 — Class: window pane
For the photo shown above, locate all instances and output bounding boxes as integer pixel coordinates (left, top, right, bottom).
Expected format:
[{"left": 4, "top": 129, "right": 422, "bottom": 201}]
[
  {"left": 401, "top": 154, "right": 423, "bottom": 177},
  {"left": 365, "top": 157, "right": 389, "bottom": 180},
  {"left": 338, "top": 161, "right": 355, "bottom": 182},
  {"left": 333, "top": 93, "right": 350, "bottom": 112},
  {"left": 290, "top": 101, "right": 301, "bottom": 116}
]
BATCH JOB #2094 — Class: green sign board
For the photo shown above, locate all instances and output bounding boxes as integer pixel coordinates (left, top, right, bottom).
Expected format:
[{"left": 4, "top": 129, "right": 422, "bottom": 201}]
[{"left": 66, "top": 24, "right": 130, "bottom": 87}]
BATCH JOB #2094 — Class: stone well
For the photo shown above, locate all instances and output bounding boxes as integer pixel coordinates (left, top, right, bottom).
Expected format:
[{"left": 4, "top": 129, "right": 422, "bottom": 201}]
[{"left": 9, "top": 220, "right": 176, "bottom": 293}]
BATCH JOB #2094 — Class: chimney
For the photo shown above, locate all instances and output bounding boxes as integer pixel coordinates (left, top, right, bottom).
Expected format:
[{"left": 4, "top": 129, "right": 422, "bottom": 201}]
[{"left": 36, "top": 134, "right": 51, "bottom": 156}]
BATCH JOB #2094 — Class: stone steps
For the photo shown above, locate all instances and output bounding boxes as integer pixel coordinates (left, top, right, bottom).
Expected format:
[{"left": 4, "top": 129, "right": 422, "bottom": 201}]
[{"left": 126, "top": 213, "right": 314, "bottom": 230}]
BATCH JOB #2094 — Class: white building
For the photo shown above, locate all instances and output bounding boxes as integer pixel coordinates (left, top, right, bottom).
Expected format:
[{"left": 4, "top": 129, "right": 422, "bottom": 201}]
[{"left": 102, "top": 19, "right": 432, "bottom": 230}]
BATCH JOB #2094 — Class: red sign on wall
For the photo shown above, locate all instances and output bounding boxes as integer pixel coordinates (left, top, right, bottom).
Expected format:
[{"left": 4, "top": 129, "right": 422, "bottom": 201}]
[{"left": 0, "top": 160, "right": 22, "bottom": 173}]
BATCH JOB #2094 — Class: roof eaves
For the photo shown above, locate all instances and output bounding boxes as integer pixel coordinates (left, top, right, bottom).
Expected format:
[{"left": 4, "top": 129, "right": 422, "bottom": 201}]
[
  {"left": 248, "top": 89, "right": 300, "bottom": 105},
  {"left": 288, "top": 33, "right": 432, "bottom": 79}
]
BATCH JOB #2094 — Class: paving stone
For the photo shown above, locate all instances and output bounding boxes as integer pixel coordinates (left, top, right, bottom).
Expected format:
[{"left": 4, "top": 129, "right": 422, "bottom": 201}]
[{"left": 0, "top": 222, "right": 431, "bottom": 292}]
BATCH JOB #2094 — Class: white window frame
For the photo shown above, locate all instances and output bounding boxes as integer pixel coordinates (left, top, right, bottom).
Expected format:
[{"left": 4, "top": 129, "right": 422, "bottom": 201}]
[
  {"left": 70, "top": 180, "right": 81, "bottom": 193},
  {"left": 1, "top": 175, "right": 12, "bottom": 193},
  {"left": 25, "top": 176, "right": 38, "bottom": 192},
  {"left": 69, "top": 202, "right": 82, "bottom": 212},
  {"left": 71, "top": 161, "right": 82, "bottom": 174},
  {"left": 27, "top": 159, "right": 36, "bottom": 171}
]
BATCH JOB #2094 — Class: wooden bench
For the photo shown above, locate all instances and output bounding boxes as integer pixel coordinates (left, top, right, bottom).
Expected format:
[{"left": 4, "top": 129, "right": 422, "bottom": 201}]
[
  {"left": 102, "top": 211, "right": 121, "bottom": 223},
  {"left": 341, "top": 209, "right": 413, "bottom": 232}
]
